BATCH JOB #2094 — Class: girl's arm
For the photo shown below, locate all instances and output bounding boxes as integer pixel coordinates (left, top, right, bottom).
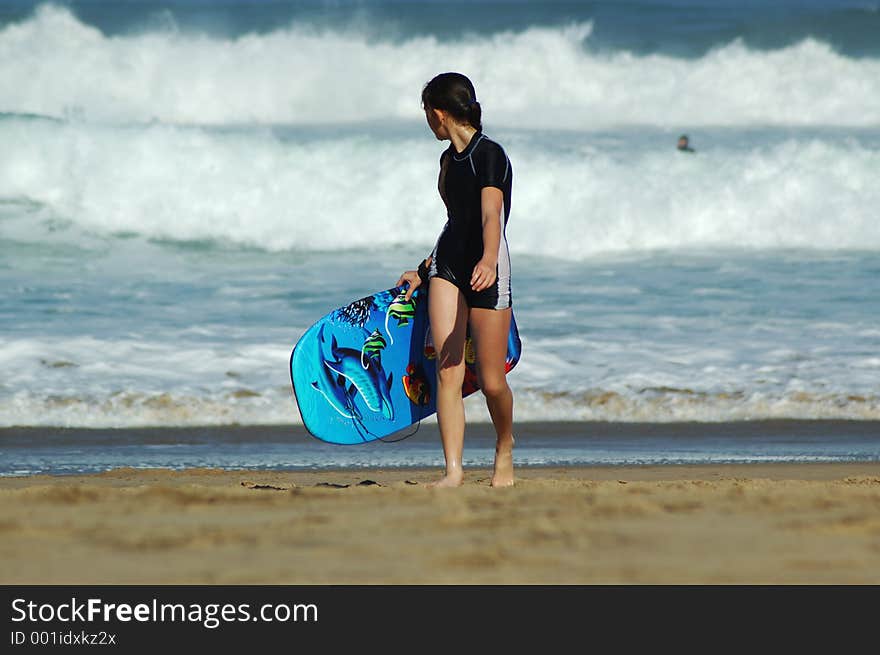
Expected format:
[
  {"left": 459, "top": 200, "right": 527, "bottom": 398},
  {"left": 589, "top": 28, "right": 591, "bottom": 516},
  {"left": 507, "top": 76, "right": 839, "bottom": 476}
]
[{"left": 471, "top": 187, "right": 504, "bottom": 291}]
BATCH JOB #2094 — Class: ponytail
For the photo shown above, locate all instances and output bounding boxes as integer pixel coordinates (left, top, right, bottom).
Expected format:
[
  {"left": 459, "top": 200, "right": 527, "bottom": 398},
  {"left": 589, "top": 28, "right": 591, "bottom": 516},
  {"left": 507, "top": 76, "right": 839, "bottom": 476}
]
[{"left": 466, "top": 100, "right": 482, "bottom": 132}]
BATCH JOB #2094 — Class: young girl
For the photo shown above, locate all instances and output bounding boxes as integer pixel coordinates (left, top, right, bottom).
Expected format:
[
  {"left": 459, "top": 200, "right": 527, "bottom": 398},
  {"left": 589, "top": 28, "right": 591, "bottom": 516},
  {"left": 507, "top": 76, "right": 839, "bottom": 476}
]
[{"left": 397, "top": 72, "right": 515, "bottom": 488}]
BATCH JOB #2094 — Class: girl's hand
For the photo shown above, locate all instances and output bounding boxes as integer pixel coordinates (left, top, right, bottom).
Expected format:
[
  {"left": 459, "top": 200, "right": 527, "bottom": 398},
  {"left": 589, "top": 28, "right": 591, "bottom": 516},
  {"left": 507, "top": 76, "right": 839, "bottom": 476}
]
[
  {"left": 470, "top": 258, "right": 497, "bottom": 292},
  {"left": 396, "top": 270, "right": 422, "bottom": 301}
]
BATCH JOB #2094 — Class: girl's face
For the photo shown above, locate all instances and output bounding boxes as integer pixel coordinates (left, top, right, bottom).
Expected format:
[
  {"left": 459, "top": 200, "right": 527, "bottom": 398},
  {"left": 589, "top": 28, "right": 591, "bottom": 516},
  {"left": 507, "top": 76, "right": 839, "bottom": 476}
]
[{"left": 424, "top": 106, "right": 449, "bottom": 141}]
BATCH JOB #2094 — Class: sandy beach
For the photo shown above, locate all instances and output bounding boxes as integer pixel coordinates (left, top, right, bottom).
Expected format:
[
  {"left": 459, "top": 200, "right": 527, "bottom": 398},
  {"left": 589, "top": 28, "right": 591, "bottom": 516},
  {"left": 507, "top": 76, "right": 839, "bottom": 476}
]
[{"left": 1, "top": 462, "right": 879, "bottom": 584}]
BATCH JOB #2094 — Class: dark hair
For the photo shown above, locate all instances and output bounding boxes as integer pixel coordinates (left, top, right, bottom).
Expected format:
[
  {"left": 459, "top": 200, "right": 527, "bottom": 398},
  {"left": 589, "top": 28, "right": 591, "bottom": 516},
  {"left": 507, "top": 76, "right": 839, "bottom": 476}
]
[{"left": 421, "top": 72, "right": 482, "bottom": 132}]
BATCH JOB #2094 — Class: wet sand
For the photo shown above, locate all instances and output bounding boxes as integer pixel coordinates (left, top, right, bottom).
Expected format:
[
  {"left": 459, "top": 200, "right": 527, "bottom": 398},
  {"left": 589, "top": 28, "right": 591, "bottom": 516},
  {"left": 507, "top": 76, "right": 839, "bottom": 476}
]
[{"left": 1, "top": 463, "right": 879, "bottom": 584}]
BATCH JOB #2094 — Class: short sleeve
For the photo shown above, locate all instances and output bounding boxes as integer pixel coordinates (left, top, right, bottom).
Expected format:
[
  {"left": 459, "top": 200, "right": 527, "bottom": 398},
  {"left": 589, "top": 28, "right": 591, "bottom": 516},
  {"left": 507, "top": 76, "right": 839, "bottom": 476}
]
[{"left": 474, "top": 142, "right": 510, "bottom": 190}]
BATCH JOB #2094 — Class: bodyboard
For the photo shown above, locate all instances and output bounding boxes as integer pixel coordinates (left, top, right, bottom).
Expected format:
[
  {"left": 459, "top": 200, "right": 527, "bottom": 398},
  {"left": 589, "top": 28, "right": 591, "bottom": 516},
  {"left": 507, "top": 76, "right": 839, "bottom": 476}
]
[{"left": 290, "top": 285, "right": 521, "bottom": 444}]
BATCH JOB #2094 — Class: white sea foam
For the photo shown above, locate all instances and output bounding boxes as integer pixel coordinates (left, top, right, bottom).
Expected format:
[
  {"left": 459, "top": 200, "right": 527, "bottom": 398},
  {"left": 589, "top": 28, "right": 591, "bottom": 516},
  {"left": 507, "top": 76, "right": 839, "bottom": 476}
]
[
  {"left": 2, "top": 331, "right": 880, "bottom": 427},
  {"left": 3, "top": 385, "right": 879, "bottom": 428},
  {"left": 3, "top": 117, "right": 879, "bottom": 256},
  {"left": 2, "top": 5, "right": 879, "bottom": 127}
]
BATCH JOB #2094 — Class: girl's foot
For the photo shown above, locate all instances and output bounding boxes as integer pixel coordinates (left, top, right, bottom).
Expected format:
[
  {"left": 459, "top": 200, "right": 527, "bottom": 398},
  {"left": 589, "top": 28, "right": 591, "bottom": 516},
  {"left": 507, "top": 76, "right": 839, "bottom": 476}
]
[
  {"left": 427, "top": 470, "right": 464, "bottom": 488},
  {"left": 491, "top": 435, "right": 515, "bottom": 487},
  {"left": 428, "top": 460, "right": 464, "bottom": 488}
]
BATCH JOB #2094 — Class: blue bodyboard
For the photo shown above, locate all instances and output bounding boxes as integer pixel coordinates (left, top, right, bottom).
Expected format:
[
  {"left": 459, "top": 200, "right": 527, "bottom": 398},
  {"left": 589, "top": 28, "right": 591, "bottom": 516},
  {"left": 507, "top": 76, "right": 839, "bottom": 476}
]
[{"left": 290, "top": 285, "right": 521, "bottom": 444}]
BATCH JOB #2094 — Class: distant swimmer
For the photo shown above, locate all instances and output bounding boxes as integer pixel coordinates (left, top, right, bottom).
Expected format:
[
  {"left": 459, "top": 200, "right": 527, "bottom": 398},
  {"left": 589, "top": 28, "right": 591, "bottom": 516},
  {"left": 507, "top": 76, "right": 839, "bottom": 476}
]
[{"left": 677, "top": 134, "right": 696, "bottom": 153}]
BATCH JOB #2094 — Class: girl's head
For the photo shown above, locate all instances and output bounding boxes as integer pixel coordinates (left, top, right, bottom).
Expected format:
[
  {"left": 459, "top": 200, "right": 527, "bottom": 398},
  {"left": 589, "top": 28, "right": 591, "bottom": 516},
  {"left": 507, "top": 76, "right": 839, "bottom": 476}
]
[{"left": 421, "top": 72, "right": 482, "bottom": 136}]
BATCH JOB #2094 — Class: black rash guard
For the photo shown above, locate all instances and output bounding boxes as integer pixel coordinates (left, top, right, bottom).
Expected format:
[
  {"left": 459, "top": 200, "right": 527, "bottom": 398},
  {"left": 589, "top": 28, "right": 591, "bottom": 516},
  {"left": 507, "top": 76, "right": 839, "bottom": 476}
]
[{"left": 429, "top": 130, "right": 513, "bottom": 310}]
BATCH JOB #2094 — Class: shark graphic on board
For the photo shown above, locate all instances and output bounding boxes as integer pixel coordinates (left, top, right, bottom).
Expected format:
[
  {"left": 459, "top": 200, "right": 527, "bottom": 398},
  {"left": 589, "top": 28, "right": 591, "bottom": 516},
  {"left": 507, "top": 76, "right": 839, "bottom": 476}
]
[{"left": 311, "top": 324, "right": 394, "bottom": 421}]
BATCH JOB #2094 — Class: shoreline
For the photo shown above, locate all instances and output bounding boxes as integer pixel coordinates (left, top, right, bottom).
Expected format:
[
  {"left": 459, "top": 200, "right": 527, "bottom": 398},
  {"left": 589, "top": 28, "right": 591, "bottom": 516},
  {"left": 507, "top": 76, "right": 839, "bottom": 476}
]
[
  {"left": 4, "top": 420, "right": 879, "bottom": 476},
  {"left": 2, "top": 462, "right": 878, "bottom": 584},
  {"left": 1, "top": 460, "right": 879, "bottom": 485},
  {"left": 5, "top": 418, "right": 880, "bottom": 439}
]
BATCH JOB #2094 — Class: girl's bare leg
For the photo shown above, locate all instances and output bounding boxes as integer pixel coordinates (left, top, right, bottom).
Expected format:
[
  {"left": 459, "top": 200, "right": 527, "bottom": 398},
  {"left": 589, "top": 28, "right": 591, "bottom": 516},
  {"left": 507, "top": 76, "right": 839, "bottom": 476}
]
[
  {"left": 427, "top": 278, "right": 469, "bottom": 487},
  {"left": 469, "top": 307, "right": 514, "bottom": 487}
]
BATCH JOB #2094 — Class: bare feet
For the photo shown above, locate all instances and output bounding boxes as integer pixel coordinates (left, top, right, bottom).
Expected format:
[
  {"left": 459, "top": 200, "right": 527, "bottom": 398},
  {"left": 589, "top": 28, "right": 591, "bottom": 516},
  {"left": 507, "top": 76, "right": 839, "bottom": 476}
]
[
  {"left": 427, "top": 471, "right": 464, "bottom": 488},
  {"left": 491, "top": 435, "right": 515, "bottom": 487},
  {"left": 427, "top": 461, "right": 464, "bottom": 488}
]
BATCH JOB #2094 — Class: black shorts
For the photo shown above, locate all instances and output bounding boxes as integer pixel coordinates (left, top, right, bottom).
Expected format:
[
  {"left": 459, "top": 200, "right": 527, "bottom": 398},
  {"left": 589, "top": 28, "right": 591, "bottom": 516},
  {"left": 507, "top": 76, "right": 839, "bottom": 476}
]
[{"left": 429, "top": 258, "right": 512, "bottom": 311}]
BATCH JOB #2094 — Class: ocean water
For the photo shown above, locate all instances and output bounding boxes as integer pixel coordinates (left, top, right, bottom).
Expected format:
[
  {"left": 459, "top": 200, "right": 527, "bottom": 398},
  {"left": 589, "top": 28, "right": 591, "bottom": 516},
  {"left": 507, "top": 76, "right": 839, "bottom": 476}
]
[{"left": 2, "top": 1, "right": 879, "bottom": 474}]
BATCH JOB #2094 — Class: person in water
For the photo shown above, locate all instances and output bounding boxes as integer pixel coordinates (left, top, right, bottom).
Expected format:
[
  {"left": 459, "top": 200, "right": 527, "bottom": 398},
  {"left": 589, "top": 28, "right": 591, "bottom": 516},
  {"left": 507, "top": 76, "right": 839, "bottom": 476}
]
[
  {"left": 677, "top": 134, "right": 695, "bottom": 153},
  {"left": 396, "top": 72, "right": 515, "bottom": 488}
]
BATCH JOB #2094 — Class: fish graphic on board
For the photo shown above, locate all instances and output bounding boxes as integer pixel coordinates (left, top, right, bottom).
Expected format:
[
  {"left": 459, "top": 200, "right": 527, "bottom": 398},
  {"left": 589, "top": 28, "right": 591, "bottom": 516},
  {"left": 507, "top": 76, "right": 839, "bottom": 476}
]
[
  {"left": 310, "top": 345, "right": 362, "bottom": 421},
  {"left": 312, "top": 325, "right": 394, "bottom": 420},
  {"left": 424, "top": 326, "right": 436, "bottom": 360},
  {"left": 402, "top": 363, "right": 431, "bottom": 406},
  {"left": 384, "top": 292, "right": 417, "bottom": 345},
  {"left": 360, "top": 328, "right": 387, "bottom": 368},
  {"left": 464, "top": 337, "right": 476, "bottom": 365}
]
